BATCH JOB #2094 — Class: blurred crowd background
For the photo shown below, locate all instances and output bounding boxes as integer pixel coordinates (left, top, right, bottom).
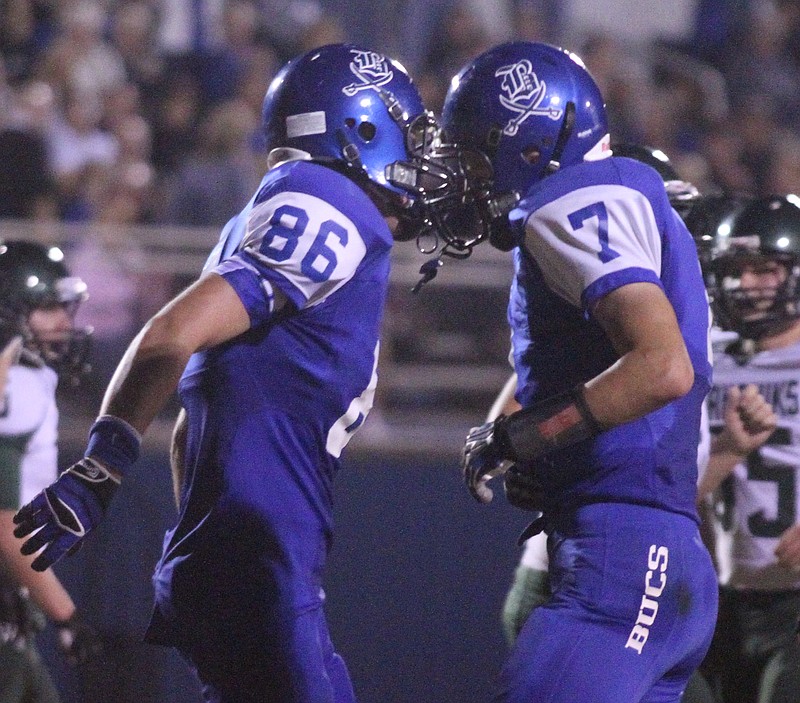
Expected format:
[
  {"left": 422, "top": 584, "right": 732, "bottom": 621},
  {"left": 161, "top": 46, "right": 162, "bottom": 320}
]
[
  {"left": 3, "top": 0, "right": 800, "bottom": 230},
  {"left": 2, "top": 0, "right": 800, "bottom": 421},
  {"left": 3, "top": 0, "right": 800, "bottom": 414}
]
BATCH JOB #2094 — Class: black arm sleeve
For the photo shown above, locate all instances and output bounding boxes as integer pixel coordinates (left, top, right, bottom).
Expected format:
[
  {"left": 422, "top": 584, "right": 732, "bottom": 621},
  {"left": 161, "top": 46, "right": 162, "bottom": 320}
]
[{"left": 494, "top": 385, "right": 601, "bottom": 463}]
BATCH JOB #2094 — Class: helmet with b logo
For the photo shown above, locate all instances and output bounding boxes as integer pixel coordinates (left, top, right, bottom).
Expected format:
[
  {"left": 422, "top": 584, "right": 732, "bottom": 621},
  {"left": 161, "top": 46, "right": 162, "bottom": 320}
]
[
  {"left": 442, "top": 41, "right": 609, "bottom": 198},
  {"left": 262, "top": 43, "right": 437, "bottom": 202},
  {"left": 434, "top": 42, "right": 609, "bottom": 252}
]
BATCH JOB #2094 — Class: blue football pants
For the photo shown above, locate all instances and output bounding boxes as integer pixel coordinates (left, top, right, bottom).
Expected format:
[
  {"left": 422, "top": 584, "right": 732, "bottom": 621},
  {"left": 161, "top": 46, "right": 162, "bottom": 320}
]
[{"left": 495, "top": 503, "right": 718, "bottom": 703}]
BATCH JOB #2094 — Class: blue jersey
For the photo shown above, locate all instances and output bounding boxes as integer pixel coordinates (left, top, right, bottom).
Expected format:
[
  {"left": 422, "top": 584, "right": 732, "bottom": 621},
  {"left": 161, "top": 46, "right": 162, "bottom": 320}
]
[
  {"left": 508, "top": 156, "right": 711, "bottom": 520},
  {"left": 147, "top": 161, "right": 391, "bottom": 664}
]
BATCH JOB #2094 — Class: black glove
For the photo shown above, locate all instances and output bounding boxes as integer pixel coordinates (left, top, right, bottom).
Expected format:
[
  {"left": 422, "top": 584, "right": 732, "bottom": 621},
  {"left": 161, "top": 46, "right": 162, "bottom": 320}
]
[
  {"left": 54, "top": 613, "right": 104, "bottom": 666},
  {"left": 504, "top": 464, "right": 550, "bottom": 546},
  {"left": 461, "top": 419, "right": 514, "bottom": 503},
  {"left": 504, "top": 464, "right": 547, "bottom": 512}
]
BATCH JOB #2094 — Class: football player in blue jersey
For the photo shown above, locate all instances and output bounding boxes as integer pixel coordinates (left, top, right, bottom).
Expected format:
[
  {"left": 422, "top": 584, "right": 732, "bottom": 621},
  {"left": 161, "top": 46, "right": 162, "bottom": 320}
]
[
  {"left": 12, "top": 44, "right": 453, "bottom": 703},
  {"left": 496, "top": 187, "right": 779, "bottom": 703},
  {"left": 498, "top": 142, "right": 703, "bottom": 643},
  {"left": 440, "top": 42, "right": 719, "bottom": 702}
]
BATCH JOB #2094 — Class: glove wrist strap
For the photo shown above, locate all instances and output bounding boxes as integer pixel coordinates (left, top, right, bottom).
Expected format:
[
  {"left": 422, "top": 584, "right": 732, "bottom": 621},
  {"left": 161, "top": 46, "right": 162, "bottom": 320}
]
[
  {"left": 496, "top": 384, "right": 600, "bottom": 463},
  {"left": 85, "top": 415, "right": 141, "bottom": 475}
]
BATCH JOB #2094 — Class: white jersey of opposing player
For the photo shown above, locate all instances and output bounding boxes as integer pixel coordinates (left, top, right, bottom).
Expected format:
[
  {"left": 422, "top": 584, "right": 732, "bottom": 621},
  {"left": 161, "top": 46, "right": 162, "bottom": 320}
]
[
  {"left": 0, "top": 364, "right": 59, "bottom": 506},
  {"left": 708, "top": 341, "right": 800, "bottom": 591}
]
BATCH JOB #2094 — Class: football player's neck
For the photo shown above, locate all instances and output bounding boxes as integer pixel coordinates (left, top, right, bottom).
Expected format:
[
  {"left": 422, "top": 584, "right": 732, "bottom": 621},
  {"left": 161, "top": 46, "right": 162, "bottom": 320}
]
[{"left": 757, "top": 317, "right": 800, "bottom": 351}]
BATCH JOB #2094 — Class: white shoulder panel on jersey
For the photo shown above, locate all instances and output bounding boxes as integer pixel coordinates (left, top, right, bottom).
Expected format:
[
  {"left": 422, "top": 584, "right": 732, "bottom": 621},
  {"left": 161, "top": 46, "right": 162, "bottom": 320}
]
[
  {"left": 0, "top": 365, "right": 55, "bottom": 436},
  {"left": 524, "top": 184, "right": 662, "bottom": 308},
  {"left": 241, "top": 190, "right": 368, "bottom": 308}
]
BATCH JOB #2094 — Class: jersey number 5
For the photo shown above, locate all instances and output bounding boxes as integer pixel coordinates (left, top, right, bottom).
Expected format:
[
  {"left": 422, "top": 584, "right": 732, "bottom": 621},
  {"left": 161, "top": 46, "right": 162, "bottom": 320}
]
[{"left": 746, "top": 429, "right": 796, "bottom": 538}]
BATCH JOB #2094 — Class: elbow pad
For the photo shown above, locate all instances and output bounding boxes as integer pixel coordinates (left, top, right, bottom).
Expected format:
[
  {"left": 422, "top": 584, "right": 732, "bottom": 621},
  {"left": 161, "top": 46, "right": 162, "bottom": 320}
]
[{"left": 494, "top": 385, "right": 601, "bottom": 464}]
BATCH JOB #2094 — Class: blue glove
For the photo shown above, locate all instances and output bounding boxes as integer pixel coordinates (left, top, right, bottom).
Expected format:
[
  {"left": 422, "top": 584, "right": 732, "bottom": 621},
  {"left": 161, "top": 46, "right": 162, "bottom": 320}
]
[
  {"left": 461, "top": 419, "right": 513, "bottom": 503},
  {"left": 13, "top": 458, "right": 120, "bottom": 571}
]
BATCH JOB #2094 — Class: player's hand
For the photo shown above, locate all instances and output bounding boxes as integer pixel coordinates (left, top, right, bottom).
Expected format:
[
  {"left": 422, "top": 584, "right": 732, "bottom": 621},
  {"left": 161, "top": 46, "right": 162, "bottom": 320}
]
[
  {"left": 55, "top": 612, "right": 104, "bottom": 666},
  {"left": 13, "top": 458, "right": 120, "bottom": 571},
  {"left": 775, "top": 523, "right": 800, "bottom": 574},
  {"left": 717, "top": 384, "right": 776, "bottom": 456},
  {"left": 504, "top": 464, "right": 547, "bottom": 512},
  {"left": 461, "top": 419, "right": 512, "bottom": 503}
]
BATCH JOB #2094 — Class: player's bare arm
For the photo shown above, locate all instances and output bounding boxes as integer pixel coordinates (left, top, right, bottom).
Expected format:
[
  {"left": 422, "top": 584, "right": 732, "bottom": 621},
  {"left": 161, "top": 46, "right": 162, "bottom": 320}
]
[
  {"left": 0, "top": 509, "right": 75, "bottom": 622},
  {"left": 101, "top": 272, "right": 268, "bottom": 438},
  {"left": 698, "top": 384, "right": 777, "bottom": 500},
  {"left": 487, "top": 373, "right": 522, "bottom": 422},
  {"left": 586, "top": 281, "right": 694, "bottom": 425},
  {"left": 463, "top": 283, "right": 694, "bottom": 503},
  {"left": 13, "top": 273, "right": 279, "bottom": 570}
]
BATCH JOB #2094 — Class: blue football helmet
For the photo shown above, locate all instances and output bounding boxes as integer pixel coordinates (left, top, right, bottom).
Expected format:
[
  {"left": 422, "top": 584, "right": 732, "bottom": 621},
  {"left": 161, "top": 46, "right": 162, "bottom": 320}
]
[
  {"left": 436, "top": 41, "right": 609, "bottom": 251},
  {"left": 442, "top": 42, "right": 609, "bottom": 196},
  {"left": 262, "top": 43, "right": 447, "bottom": 240}
]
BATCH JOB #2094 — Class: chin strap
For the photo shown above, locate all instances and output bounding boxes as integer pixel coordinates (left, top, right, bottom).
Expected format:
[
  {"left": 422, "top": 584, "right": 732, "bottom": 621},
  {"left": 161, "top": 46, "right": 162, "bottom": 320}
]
[
  {"left": 545, "top": 101, "right": 576, "bottom": 175},
  {"left": 411, "top": 258, "right": 443, "bottom": 294}
]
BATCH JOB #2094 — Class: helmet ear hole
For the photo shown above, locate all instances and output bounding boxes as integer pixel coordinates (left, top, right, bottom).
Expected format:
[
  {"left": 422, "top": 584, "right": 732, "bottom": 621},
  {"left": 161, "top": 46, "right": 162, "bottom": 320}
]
[
  {"left": 486, "top": 126, "right": 502, "bottom": 150},
  {"left": 358, "top": 121, "right": 377, "bottom": 142},
  {"left": 521, "top": 145, "right": 541, "bottom": 165},
  {"left": 261, "top": 44, "right": 431, "bottom": 198}
]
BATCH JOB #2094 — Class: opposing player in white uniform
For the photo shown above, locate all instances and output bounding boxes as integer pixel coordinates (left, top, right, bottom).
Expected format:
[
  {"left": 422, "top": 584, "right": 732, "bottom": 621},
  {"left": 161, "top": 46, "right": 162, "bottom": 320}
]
[
  {"left": 0, "top": 241, "right": 98, "bottom": 702},
  {"left": 13, "top": 44, "right": 455, "bottom": 703},
  {"left": 442, "top": 42, "right": 717, "bottom": 703},
  {"left": 699, "top": 195, "right": 800, "bottom": 703}
]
